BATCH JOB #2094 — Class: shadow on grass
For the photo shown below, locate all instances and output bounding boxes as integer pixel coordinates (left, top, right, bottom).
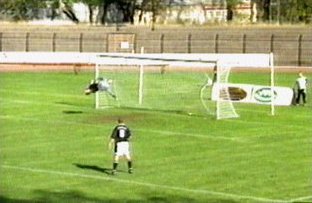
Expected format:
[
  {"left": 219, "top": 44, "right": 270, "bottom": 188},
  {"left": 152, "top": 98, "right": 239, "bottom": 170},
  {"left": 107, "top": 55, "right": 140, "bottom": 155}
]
[
  {"left": 0, "top": 190, "right": 239, "bottom": 203},
  {"left": 62, "top": 110, "right": 84, "bottom": 114},
  {"left": 73, "top": 163, "right": 111, "bottom": 175},
  {"left": 0, "top": 196, "right": 33, "bottom": 203},
  {"left": 118, "top": 105, "right": 205, "bottom": 118}
]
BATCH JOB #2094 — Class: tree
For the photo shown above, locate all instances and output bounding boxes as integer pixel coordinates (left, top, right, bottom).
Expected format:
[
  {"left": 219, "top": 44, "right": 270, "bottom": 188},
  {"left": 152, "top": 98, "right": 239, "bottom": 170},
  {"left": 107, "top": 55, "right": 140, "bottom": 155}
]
[
  {"left": 226, "top": 0, "right": 243, "bottom": 21},
  {"left": 297, "top": 0, "right": 312, "bottom": 23},
  {"left": 0, "top": 0, "right": 46, "bottom": 20},
  {"left": 120, "top": 0, "right": 136, "bottom": 24},
  {"left": 255, "top": 0, "right": 312, "bottom": 24},
  {"left": 137, "top": 0, "right": 163, "bottom": 30},
  {"left": 59, "top": 0, "right": 80, "bottom": 23},
  {"left": 0, "top": 0, "right": 80, "bottom": 22},
  {"left": 80, "top": 0, "right": 101, "bottom": 24},
  {"left": 281, "top": 0, "right": 312, "bottom": 23},
  {"left": 262, "top": 0, "right": 270, "bottom": 21},
  {"left": 97, "top": 0, "right": 115, "bottom": 24},
  {"left": 96, "top": 0, "right": 139, "bottom": 25}
]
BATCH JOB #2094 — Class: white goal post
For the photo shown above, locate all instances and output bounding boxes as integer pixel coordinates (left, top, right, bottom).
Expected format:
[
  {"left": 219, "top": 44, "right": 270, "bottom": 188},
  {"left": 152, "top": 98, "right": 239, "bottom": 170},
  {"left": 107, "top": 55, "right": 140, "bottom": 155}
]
[{"left": 92, "top": 53, "right": 274, "bottom": 119}]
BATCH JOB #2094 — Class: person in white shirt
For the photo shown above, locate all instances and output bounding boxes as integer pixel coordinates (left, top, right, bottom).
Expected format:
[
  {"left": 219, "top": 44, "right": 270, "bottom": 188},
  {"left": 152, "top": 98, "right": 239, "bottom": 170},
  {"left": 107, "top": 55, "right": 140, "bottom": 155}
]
[{"left": 295, "top": 72, "right": 308, "bottom": 105}]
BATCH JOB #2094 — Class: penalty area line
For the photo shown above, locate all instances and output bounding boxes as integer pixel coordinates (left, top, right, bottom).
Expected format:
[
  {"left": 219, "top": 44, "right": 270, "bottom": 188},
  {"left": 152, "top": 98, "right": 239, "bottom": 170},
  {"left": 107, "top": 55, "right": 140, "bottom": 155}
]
[
  {"left": 1, "top": 164, "right": 287, "bottom": 203},
  {"left": 135, "top": 129, "right": 245, "bottom": 142},
  {"left": 289, "top": 195, "right": 312, "bottom": 202}
]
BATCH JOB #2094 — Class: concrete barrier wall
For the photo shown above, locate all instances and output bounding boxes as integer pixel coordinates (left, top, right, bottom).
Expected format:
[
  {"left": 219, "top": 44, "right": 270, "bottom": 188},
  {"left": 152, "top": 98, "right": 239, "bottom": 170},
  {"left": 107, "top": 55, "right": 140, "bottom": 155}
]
[
  {"left": 0, "top": 26, "right": 311, "bottom": 66},
  {"left": 0, "top": 52, "right": 273, "bottom": 68}
]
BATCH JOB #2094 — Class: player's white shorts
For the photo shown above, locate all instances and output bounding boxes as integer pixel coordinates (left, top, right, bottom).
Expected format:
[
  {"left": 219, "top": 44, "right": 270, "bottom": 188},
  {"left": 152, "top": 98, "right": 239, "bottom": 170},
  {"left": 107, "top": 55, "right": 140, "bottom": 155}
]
[{"left": 115, "top": 141, "right": 130, "bottom": 157}]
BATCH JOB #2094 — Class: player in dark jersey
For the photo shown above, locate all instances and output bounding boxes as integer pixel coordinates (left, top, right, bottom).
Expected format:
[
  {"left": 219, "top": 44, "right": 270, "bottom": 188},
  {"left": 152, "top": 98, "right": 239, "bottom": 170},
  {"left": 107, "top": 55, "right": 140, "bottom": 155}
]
[{"left": 109, "top": 118, "right": 132, "bottom": 175}]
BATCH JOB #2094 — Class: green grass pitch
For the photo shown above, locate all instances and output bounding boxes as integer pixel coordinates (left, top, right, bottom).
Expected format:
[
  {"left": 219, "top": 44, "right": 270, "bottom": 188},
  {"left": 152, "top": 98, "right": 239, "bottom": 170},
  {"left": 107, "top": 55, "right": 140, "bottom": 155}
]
[{"left": 0, "top": 71, "right": 311, "bottom": 203}]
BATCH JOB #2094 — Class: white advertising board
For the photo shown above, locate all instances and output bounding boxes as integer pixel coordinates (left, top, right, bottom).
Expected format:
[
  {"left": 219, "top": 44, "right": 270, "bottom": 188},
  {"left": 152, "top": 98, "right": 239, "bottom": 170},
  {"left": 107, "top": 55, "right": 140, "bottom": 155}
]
[{"left": 211, "top": 83, "right": 293, "bottom": 106}]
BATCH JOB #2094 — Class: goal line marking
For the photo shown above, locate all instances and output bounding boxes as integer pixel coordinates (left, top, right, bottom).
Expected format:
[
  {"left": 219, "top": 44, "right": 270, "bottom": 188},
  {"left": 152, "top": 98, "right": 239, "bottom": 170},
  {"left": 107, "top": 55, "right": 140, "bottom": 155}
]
[
  {"left": 136, "top": 129, "right": 244, "bottom": 142},
  {"left": 1, "top": 164, "right": 288, "bottom": 203},
  {"left": 289, "top": 195, "right": 312, "bottom": 202}
]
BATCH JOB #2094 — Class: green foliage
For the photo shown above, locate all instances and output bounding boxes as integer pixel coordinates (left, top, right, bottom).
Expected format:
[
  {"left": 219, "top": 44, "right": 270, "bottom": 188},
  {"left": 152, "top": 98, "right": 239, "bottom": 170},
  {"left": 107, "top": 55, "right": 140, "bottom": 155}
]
[
  {"left": 0, "top": 0, "right": 312, "bottom": 24},
  {"left": 282, "top": 0, "right": 312, "bottom": 23},
  {"left": 262, "top": 0, "right": 312, "bottom": 23},
  {"left": 226, "top": 0, "right": 243, "bottom": 8},
  {"left": 0, "top": 0, "right": 46, "bottom": 20},
  {"left": 80, "top": 0, "right": 102, "bottom": 6}
]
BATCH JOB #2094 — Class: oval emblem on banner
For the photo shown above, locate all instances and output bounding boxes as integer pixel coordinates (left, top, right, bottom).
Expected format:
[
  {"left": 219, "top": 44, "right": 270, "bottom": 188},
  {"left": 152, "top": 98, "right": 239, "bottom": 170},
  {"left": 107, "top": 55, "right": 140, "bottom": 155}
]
[
  {"left": 254, "top": 88, "right": 277, "bottom": 103},
  {"left": 228, "top": 87, "right": 247, "bottom": 101}
]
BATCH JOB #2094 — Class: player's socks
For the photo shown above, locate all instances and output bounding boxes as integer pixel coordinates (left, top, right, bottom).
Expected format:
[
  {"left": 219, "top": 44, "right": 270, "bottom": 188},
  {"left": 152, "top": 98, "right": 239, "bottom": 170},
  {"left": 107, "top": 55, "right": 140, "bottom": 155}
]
[
  {"left": 127, "top": 161, "right": 132, "bottom": 174},
  {"left": 112, "top": 163, "right": 118, "bottom": 175},
  {"left": 113, "top": 162, "right": 118, "bottom": 169}
]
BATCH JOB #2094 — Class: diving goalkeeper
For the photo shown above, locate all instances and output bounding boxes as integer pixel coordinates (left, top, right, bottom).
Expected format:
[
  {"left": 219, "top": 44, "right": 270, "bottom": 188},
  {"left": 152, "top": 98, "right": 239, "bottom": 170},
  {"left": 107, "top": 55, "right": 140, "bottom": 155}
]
[{"left": 84, "top": 77, "right": 117, "bottom": 99}]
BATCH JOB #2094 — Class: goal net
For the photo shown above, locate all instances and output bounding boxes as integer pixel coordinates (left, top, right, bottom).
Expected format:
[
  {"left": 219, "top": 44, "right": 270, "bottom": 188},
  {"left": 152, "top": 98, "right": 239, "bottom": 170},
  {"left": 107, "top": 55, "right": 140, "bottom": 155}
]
[
  {"left": 215, "top": 62, "right": 240, "bottom": 119},
  {"left": 94, "top": 55, "right": 217, "bottom": 116},
  {"left": 93, "top": 53, "right": 274, "bottom": 119}
]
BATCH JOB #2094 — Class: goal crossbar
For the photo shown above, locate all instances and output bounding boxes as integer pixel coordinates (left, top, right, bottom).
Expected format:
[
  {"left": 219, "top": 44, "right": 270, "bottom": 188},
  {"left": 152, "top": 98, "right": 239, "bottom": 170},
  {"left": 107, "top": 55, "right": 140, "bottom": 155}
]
[{"left": 93, "top": 53, "right": 271, "bottom": 68}]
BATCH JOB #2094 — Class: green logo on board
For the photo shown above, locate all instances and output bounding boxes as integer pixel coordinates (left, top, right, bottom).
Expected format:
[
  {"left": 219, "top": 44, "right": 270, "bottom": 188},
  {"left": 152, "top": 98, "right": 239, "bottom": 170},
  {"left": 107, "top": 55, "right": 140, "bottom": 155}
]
[{"left": 254, "top": 88, "right": 277, "bottom": 103}]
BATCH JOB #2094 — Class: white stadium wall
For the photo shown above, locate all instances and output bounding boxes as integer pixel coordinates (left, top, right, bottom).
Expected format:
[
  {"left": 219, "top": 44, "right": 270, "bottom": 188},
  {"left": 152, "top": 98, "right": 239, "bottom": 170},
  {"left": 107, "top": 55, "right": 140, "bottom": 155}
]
[{"left": 0, "top": 52, "right": 271, "bottom": 68}]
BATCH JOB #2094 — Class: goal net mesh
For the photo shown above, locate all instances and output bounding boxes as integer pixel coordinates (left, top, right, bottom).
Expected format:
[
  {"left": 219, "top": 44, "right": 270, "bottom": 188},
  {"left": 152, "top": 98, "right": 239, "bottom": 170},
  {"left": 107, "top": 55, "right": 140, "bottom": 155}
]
[
  {"left": 95, "top": 64, "right": 216, "bottom": 116},
  {"left": 215, "top": 63, "right": 239, "bottom": 119}
]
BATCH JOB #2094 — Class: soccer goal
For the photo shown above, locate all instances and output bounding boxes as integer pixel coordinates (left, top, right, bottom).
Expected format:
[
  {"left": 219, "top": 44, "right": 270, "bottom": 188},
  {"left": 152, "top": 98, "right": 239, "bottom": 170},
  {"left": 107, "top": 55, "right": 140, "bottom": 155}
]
[
  {"left": 93, "top": 53, "right": 217, "bottom": 115},
  {"left": 93, "top": 53, "right": 275, "bottom": 119}
]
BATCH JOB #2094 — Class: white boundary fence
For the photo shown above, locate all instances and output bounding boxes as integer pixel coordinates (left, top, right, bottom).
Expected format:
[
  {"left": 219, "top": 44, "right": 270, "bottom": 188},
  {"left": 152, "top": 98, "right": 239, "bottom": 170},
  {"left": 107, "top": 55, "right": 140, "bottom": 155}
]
[{"left": 0, "top": 52, "right": 271, "bottom": 68}]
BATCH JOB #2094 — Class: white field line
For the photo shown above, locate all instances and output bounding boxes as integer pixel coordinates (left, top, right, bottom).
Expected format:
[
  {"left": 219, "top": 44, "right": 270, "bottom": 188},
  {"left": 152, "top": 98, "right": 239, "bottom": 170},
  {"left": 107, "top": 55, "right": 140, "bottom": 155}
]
[
  {"left": 289, "top": 195, "right": 312, "bottom": 202},
  {"left": 2, "top": 113, "right": 308, "bottom": 143},
  {"left": 1, "top": 92, "right": 310, "bottom": 121},
  {"left": 238, "top": 107, "right": 312, "bottom": 119},
  {"left": 0, "top": 115, "right": 102, "bottom": 128},
  {"left": 0, "top": 89, "right": 88, "bottom": 99},
  {"left": 222, "top": 118, "right": 307, "bottom": 130},
  {"left": 135, "top": 129, "right": 244, "bottom": 142},
  {"left": 0, "top": 115, "right": 243, "bottom": 142},
  {"left": 0, "top": 115, "right": 244, "bottom": 142},
  {"left": 1, "top": 110, "right": 305, "bottom": 135},
  {"left": 1, "top": 164, "right": 289, "bottom": 203},
  {"left": 0, "top": 98, "right": 308, "bottom": 141},
  {"left": 0, "top": 98, "right": 91, "bottom": 110},
  {"left": 1, "top": 111, "right": 309, "bottom": 145}
]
